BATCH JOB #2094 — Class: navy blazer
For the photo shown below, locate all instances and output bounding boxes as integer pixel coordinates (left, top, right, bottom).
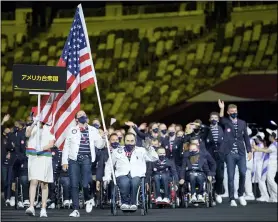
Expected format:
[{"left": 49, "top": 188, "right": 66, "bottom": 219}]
[
  {"left": 219, "top": 117, "right": 251, "bottom": 155},
  {"left": 205, "top": 125, "right": 224, "bottom": 155},
  {"left": 161, "top": 136, "right": 184, "bottom": 166},
  {"left": 180, "top": 152, "right": 215, "bottom": 180}
]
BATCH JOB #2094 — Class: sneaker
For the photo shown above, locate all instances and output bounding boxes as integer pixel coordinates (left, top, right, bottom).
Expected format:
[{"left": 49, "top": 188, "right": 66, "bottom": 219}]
[
  {"left": 25, "top": 206, "right": 35, "bottom": 216},
  {"left": 5, "top": 199, "right": 10, "bottom": 206},
  {"left": 10, "top": 196, "right": 15, "bottom": 207},
  {"left": 162, "top": 197, "right": 170, "bottom": 203},
  {"left": 216, "top": 195, "right": 222, "bottom": 204},
  {"left": 269, "top": 198, "right": 278, "bottom": 203},
  {"left": 18, "top": 201, "right": 24, "bottom": 208},
  {"left": 63, "top": 200, "right": 70, "bottom": 208},
  {"left": 239, "top": 196, "right": 247, "bottom": 206},
  {"left": 85, "top": 199, "right": 95, "bottom": 213},
  {"left": 23, "top": 200, "right": 30, "bottom": 207},
  {"left": 256, "top": 197, "right": 269, "bottom": 202},
  {"left": 221, "top": 193, "right": 229, "bottom": 198},
  {"left": 212, "top": 201, "right": 217, "bottom": 206},
  {"left": 129, "top": 205, "right": 137, "bottom": 211},
  {"left": 156, "top": 196, "right": 162, "bottom": 202},
  {"left": 40, "top": 208, "right": 47, "bottom": 217},
  {"left": 120, "top": 204, "right": 130, "bottom": 211},
  {"left": 191, "top": 193, "right": 197, "bottom": 203},
  {"left": 244, "top": 195, "right": 255, "bottom": 201},
  {"left": 69, "top": 210, "right": 80, "bottom": 217},
  {"left": 234, "top": 194, "right": 238, "bottom": 199},
  {"left": 48, "top": 203, "right": 55, "bottom": 209},
  {"left": 230, "top": 200, "right": 237, "bottom": 207},
  {"left": 197, "top": 195, "right": 205, "bottom": 203}
]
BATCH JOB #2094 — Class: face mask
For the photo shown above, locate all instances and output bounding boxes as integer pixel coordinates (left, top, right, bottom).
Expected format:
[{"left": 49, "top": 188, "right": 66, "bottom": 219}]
[
  {"left": 211, "top": 120, "right": 218, "bottom": 125},
  {"left": 169, "top": 132, "right": 175, "bottom": 137},
  {"left": 161, "top": 130, "right": 167, "bottom": 135},
  {"left": 92, "top": 124, "right": 100, "bottom": 129},
  {"left": 125, "top": 144, "right": 135, "bottom": 152},
  {"left": 153, "top": 146, "right": 159, "bottom": 150},
  {"left": 190, "top": 150, "right": 199, "bottom": 155},
  {"left": 111, "top": 142, "right": 119, "bottom": 149},
  {"left": 78, "top": 116, "right": 87, "bottom": 124},
  {"left": 194, "top": 128, "right": 200, "bottom": 134},
  {"left": 159, "top": 155, "right": 166, "bottom": 161},
  {"left": 229, "top": 113, "right": 238, "bottom": 119},
  {"left": 152, "top": 128, "right": 159, "bottom": 133},
  {"left": 26, "top": 122, "right": 33, "bottom": 126}
]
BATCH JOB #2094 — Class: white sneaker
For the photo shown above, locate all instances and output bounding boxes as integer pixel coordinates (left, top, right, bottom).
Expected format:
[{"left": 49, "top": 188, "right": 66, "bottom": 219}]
[
  {"left": 18, "top": 201, "right": 24, "bottom": 208},
  {"left": 156, "top": 196, "right": 162, "bottom": 202},
  {"left": 129, "top": 205, "right": 137, "bottom": 211},
  {"left": 216, "top": 195, "right": 222, "bottom": 204},
  {"left": 63, "top": 200, "right": 70, "bottom": 208},
  {"left": 85, "top": 199, "right": 95, "bottom": 213},
  {"left": 197, "top": 195, "right": 205, "bottom": 203},
  {"left": 120, "top": 204, "right": 130, "bottom": 211},
  {"left": 48, "top": 203, "right": 55, "bottom": 209},
  {"left": 23, "top": 200, "right": 30, "bottom": 207},
  {"left": 221, "top": 193, "right": 229, "bottom": 198},
  {"left": 256, "top": 197, "right": 269, "bottom": 202},
  {"left": 191, "top": 193, "right": 197, "bottom": 203},
  {"left": 40, "top": 208, "right": 47, "bottom": 217},
  {"left": 239, "top": 196, "right": 247, "bottom": 206},
  {"left": 269, "top": 198, "right": 278, "bottom": 203},
  {"left": 5, "top": 199, "right": 10, "bottom": 206},
  {"left": 244, "top": 195, "right": 255, "bottom": 201},
  {"left": 10, "top": 196, "right": 15, "bottom": 207},
  {"left": 230, "top": 200, "right": 237, "bottom": 207},
  {"left": 162, "top": 197, "right": 170, "bottom": 203},
  {"left": 69, "top": 210, "right": 80, "bottom": 217},
  {"left": 234, "top": 194, "right": 238, "bottom": 199},
  {"left": 25, "top": 206, "right": 35, "bottom": 216},
  {"left": 212, "top": 201, "right": 217, "bottom": 206}
]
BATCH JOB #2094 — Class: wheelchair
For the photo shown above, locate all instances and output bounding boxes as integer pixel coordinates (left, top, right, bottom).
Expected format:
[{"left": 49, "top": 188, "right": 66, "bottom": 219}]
[
  {"left": 14, "top": 177, "right": 24, "bottom": 209},
  {"left": 95, "top": 181, "right": 110, "bottom": 209},
  {"left": 180, "top": 173, "right": 214, "bottom": 208},
  {"left": 110, "top": 177, "right": 148, "bottom": 216},
  {"left": 148, "top": 175, "right": 179, "bottom": 209}
]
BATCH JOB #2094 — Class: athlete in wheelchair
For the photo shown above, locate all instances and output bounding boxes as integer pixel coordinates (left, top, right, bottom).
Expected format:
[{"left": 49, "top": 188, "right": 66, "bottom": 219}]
[
  {"left": 179, "top": 143, "right": 216, "bottom": 207},
  {"left": 103, "top": 132, "right": 158, "bottom": 215},
  {"left": 146, "top": 147, "right": 179, "bottom": 208}
]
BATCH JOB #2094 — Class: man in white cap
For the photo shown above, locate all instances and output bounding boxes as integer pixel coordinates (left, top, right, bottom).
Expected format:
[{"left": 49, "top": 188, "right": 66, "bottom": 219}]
[{"left": 253, "top": 128, "right": 277, "bottom": 203}]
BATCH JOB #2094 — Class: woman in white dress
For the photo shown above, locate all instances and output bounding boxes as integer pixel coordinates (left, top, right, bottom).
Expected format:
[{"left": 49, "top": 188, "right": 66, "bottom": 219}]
[
  {"left": 253, "top": 128, "right": 277, "bottom": 203},
  {"left": 24, "top": 118, "right": 55, "bottom": 217}
]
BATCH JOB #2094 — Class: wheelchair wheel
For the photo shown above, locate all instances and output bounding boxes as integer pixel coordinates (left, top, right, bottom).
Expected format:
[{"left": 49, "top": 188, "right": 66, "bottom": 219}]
[
  {"left": 14, "top": 177, "right": 19, "bottom": 210},
  {"left": 99, "top": 182, "right": 104, "bottom": 209},
  {"left": 140, "top": 178, "right": 147, "bottom": 216},
  {"left": 110, "top": 183, "right": 118, "bottom": 216}
]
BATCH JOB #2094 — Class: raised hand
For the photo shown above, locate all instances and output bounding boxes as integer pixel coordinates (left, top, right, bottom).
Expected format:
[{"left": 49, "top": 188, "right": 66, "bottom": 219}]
[
  {"left": 218, "top": 99, "right": 225, "bottom": 109},
  {"left": 125, "top": 121, "right": 135, "bottom": 127}
]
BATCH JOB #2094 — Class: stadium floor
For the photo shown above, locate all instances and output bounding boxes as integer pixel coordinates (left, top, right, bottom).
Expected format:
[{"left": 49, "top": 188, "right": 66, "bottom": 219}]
[{"left": 1, "top": 199, "right": 277, "bottom": 221}]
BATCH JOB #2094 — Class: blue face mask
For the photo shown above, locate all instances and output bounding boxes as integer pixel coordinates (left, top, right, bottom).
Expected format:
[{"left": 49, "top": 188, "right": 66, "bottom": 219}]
[
  {"left": 92, "top": 123, "right": 100, "bottom": 129},
  {"left": 211, "top": 120, "right": 218, "bottom": 125},
  {"left": 190, "top": 150, "right": 199, "bottom": 156},
  {"left": 169, "top": 132, "right": 175, "bottom": 137},
  {"left": 78, "top": 116, "right": 87, "bottom": 124},
  {"left": 153, "top": 146, "right": 159, "bottom": 150},
  {"left": 159, "top": 155, "right": 166, "bottom": 161},
  {"left": 229, "top": 113, "right": 238, "bottom": 119},
  {"left": 111, "top": 142, "right": 119, "bottom": 149},
  {"left": 161, "top": 129, "right": 167, "bottom": 135},
  {"left": 125, "top": 144, "right": 135, "bottom": 152},
  {"left": 152, "top": 128, "right": 159, "bottom": 133}
]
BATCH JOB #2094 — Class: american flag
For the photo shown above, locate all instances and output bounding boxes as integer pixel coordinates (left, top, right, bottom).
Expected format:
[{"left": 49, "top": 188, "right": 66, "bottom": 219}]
[{"left": 40, "top": 5, "right": 95, "bottom": 149}]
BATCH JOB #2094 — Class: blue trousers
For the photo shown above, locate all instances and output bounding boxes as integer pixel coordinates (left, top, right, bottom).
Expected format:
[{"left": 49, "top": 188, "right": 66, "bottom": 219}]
[
  {"left": 2, "top": 165, "right": 13, "bottom": 200},
  {"left": 60, "top": 176, "right": 71, "bottom": 200},
  {"left": 153, "top": 174, "right": 169, "bottom": 198},
  {"left": 116, "top": 175, "right": 140, "bottom": 205},
  {"left": 69, "top": 155, "right": 92, "bottom": 210},
  {"left": 226, "top": 152, "right": 247, "bottom": 201}
]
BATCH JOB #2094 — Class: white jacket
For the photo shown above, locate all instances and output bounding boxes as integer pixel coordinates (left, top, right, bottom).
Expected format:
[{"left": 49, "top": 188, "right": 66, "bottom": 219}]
[
  {"left": 62, "top": 125, "right": 105, "bottom": 165},
  {"left": 103, "top": 146, "right": 158, "bottom": 181}
]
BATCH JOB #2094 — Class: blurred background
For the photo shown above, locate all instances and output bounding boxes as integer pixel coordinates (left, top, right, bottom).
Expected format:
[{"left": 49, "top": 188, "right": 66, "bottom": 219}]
[{"left": 1, "top": 1, "right": 277, "bottom": 131}]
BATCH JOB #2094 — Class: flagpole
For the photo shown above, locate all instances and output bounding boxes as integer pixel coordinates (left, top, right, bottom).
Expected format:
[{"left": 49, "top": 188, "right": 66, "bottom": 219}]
[{"left": 78, "top": 4, "right": 117, "bottom": 185}]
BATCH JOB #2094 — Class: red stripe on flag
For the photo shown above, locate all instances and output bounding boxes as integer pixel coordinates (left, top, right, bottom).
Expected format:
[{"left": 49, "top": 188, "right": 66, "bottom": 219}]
[
  {"left": 80, "top": 65, "right": 92, "bottom": 77},
  {"left": 81, "top": 78, "right": 94, "bottom": 90},
  {"left": 79, "top": 53, "right": 90, "bottom": 63}
]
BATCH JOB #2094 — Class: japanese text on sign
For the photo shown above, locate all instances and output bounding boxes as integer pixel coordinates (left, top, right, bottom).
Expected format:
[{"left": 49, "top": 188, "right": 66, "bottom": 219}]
[{"left": 21, "top": 75, "right": 59, "bottom": 82}]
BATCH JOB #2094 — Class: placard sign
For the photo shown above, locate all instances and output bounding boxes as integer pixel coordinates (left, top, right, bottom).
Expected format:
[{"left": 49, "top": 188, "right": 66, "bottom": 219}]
[{"left": 13, "top": 64, "right": 67, "bottom": 93}]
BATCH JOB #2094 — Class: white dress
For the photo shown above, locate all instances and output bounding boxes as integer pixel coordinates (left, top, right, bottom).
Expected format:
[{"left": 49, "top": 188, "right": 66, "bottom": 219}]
[{"left": 27, "top": 125, "right": 55, "bottom": 183}]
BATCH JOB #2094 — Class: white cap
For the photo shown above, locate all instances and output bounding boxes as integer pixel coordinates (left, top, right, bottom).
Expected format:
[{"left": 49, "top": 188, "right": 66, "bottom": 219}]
[
  {"left": 256, "top": 131, "right": 265, "bottom": 140},
  {"left": 266, "top": 128, "right": 278, "bottom": 139},
  {"left": 247, "top": 126, "right": 252, "bottom": 136}
]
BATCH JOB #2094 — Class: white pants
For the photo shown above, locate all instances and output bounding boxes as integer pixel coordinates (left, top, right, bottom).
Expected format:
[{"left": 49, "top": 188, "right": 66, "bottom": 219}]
[
  {"left": 267, "top": 161, "right": 277, "bottom": 201},
  {"left": 256, "top": 160, "right": 269, "bottom": 199},
  {"left": 245, "top": 159, "right": 254, "bottom": 196}
]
